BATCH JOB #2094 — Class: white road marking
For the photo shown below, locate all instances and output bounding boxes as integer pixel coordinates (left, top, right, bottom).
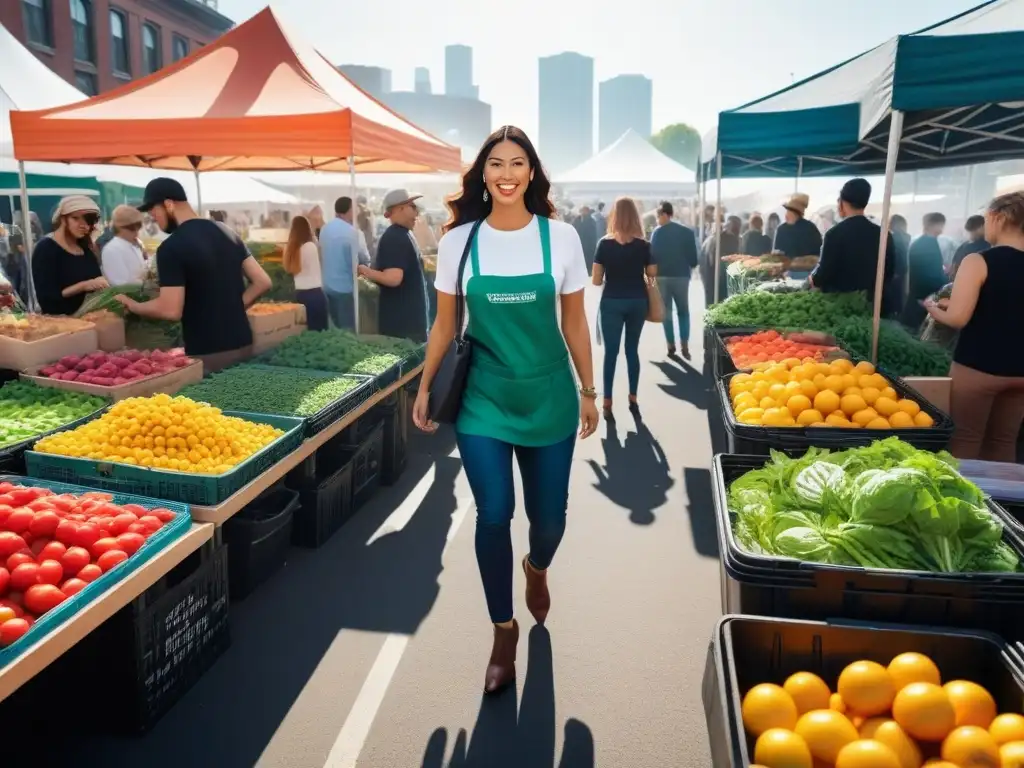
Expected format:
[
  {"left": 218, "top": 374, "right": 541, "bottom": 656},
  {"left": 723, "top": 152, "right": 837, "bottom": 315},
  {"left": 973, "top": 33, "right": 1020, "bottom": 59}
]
[{"left": 322, "top": 463, "right": 474, "bottom": 768}]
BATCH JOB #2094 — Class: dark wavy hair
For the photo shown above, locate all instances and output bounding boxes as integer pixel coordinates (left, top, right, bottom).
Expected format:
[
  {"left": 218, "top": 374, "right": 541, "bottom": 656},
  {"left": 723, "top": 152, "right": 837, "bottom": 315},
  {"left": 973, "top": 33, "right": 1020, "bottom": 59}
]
[{"left": 443, "top": 125, "right": 555, "bottom": 233}]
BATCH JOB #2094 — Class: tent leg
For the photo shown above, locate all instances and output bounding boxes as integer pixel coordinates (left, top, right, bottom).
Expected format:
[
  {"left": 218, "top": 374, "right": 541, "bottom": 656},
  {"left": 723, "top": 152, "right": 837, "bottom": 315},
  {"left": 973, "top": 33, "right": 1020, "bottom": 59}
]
[
  {"left": 871, "top": 110, "right": 904, "bottom": 364},
  {"left": 698, "top": 170, "right": 706, "bottom": 242},
  {"left": 713, "top": 151, "right": 723, "bottom": 305},
  {"left": 349, "top": 156, "right": 360, "bottom": 334},
  {"left": 194, "top": 169, "right": 203, "bottom": 216},
  {"left": 795, "top": 156, "right": 803, "bottom": 193},
  {"left": 17, "top": 161, "right": 37, "bottom": 312}
]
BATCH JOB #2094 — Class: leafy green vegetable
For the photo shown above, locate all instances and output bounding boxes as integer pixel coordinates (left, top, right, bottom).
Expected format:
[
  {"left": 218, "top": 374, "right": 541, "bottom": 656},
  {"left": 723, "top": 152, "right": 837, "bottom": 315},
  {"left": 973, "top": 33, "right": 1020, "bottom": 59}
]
[
  {"left": 0, "top": 381, "right": 106, "bottom": 449},
  {"left": 180, "top": 365, "right": 364, "bottom": 417},
  {"left": 262, "top": 330, "right": 419, "bottom": 376},
  {"left": 728, "top": 437, "right": 1020, "bottom": 574}
]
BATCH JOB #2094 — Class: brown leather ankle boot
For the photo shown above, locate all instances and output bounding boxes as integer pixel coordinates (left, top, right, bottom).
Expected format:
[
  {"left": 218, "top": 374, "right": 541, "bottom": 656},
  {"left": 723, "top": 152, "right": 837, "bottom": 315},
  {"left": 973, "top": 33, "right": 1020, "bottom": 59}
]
[
  {"left": 484, "top": 619, "right": 519, "bottom": 694},
  {"left": 522, "top": 555, "right": 550, "bottom": 624}
]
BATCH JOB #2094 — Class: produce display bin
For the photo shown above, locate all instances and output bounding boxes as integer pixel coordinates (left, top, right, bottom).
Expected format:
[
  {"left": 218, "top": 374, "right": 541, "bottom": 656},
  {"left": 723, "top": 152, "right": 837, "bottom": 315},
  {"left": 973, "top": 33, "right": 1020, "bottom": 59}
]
[
  {"left": 0, "top": 326, "right": 98, "bottom": 371},
  {"left": 0, "top": 475, "right": 192, "bottom": 669},
  {"left": 288, "top": 462, "right": 353, "bottom": 548},
  {"left": 21, "top": 358, "right": 203, "bottom": 401},
  {"left": 702, "top": 615, "right": 1024, "bottom": 768},
  {"left": 716, "top": 371, "right": 953, "bottom": 456},
  {"left": 379, "top": 387, "right": 410, "bottom": 486},
  {"left": 709, "top": 326, "right": 767, "bottom": 378},
  {"left": 713, "top": 454, "right": 1024, "bottom": 638},
  {"left": 321, "top": 407, "right": 384, "bottom": 475},
  {"left": 24, "top": 411, "right": 305, "bottom": 506},
  {"left": 0, "top": 401, "right": 109, "bottom": 475},
  {"left": 94, "top": 534, "right": 230, "bottom": 733},
  {"left": 223, "top": 485, "right": 298, "bottom": 599},
  {"left": 348, "top": 421, "right": 384, "bottom": 512},
  {"left": 248, "top": 307, "right": 297, "bottom": 335}
]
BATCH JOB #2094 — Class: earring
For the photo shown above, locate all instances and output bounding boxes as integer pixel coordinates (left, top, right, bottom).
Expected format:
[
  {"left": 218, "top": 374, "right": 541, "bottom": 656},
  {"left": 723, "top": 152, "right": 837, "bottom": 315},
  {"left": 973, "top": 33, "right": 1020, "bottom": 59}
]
[{"left": 483, "top": 188, "right": 489, "bottom": 203}]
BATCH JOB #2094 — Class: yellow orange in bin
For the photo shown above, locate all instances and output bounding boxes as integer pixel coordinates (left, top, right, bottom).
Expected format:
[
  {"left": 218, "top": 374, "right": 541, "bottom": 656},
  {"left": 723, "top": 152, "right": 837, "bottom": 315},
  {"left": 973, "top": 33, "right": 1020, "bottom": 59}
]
[
  {"left": 787, "top": 394, "right": 813, "bottom": 417},
  {"left": 858, "top": 718, "right": 923, "bottom": 768},
  {"left": 852, "top": 408, "right": 879, "bottom": 427},
  {"left": 887, "top": 652, "right": 941, "bottom": 690},
  {"left": 769, "top": 383, "right": 788, "bottom": 400},
  {"left": 861, "top": 386, "right": 881, "bottom": 405},
  {"left": 784, "top": 672, "right": 833, "bottom": 715},
  {"left": 941, "top": 725, "right": 1000, "bottom": 765},
  {"left": 898, "top": 398, "right": 921, "bottom": 417},
  {"left": 824, "top": 375, "right": 846, "bottom": 393},
  {"left": 1001, "top": 741, "right": 1024, "bottom": 767},
  {"left": 881, "top": 386, "right": 898, "bottom": 401},
  {"left": 990, "top": 713, "right": 1024, "bottom": 745},
  {"left": 795, "top": 709, "right": 859, "bottom": 763},
  {"left": 866, "top": 417, "right": 892, "bottom": 429},
  {"left": 944, "top": 680, "right": 997, "bottom": 728},
  {"left": 834, "top": 739, "right": 901, "bottom": 768},
  {"left": 826, "top": 412, "right": 852, "bottom": 427},
  {"left": 841, "top": 394, "right": 868, "bottom": 416},
  {"left": 887, "top": 411, "right": 915, "bottom": 428},
  {"left": 854, "top": 360, "right": 876, "bottom": 375},
  {"left": 797, "top": 410, "right": 824, "bottom": 426},
  {"left": 837, "top": 660, "right": 895, "bottom": 717},
  {"left": 742, "top": 684, "right": 799, "bottom": 735},
  {"left": 874, "top": 396, "right": 900, "bottom": 417},
  {"left": 830, "top": 693, "right": 847, "bottom": 713},
  {"left": 799, "top": 379, "right": 818, "bottom": 399},
  {"left": 760, "top": 397, "right": 777, "bottom": 410},
  {"left": 754, "top": 729, "right": 813, "bottom": 768},
  {"left": 914, "top": 411, "right": 934, "bottom": 428},
  {"left": 840, "top": 373, "right": 858, "bottom": 392},
  {"left": 892, "top": 682, "right": 956, "bottom": 742},
  {"left": 814, "top": 390, "right": 841, "bottom": 415}
]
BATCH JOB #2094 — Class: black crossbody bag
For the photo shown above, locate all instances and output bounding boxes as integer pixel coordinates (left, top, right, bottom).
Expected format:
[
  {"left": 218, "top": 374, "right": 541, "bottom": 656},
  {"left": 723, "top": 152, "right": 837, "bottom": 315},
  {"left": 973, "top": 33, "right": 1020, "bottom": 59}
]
[{"left": 428, "top": 220, "right": 483, "bottom": 423}]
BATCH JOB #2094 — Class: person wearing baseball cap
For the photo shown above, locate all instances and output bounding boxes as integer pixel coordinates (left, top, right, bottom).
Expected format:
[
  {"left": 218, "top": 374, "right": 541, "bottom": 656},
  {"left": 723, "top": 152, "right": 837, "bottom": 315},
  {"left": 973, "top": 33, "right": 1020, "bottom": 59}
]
[
  {"left": 773, "top": 191, "right": 823, "bottom": 260},
  {"left": 100, "top": 205, "right": 147, "bottom": 285},
  {"left": 357, "top": 188, "right": 429, "bottom": 341},
  {"left": 810, "top": 178, "right": 895, "bottom": 310},
  {"left": 32, "top": 195, "right": 108, "bottom": 315},
  {"left": 116, "top": 177, "right": 273, "bottom": 371}
]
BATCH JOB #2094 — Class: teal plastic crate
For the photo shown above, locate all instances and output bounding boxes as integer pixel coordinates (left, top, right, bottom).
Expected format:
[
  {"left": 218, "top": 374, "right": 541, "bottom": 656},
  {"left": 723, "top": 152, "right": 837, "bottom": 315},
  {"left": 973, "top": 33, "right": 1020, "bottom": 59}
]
[
  {"left": 24, "top": 411, "right": 305, "bottom": 506},
  {"left": 0, "top": 475, "right": 191, "bottom": 668}
]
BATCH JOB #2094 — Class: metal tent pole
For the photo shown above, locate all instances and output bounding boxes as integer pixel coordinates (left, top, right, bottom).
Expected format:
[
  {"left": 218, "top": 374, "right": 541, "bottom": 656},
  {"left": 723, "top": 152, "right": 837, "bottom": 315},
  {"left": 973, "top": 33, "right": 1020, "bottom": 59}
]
[
  {"left": 871, "top": 110, "right": 905, "bottom": 363},
  {"left": 713, "top": 151, "right": 723, "bottom": 305},
  {"left": 16, "top": 162, "right": 37, "bottom": 311},
  {"left": 796, "top": 157, "right": 803, "bottom": 192},
  {"left": 698, "top": 165, "right": 706, "bottom": 241},
  {"left": 194, "top": 168, "right": 203, "bottom": 216},
  {"left": 349, "top": 154, "right": 359, "bottom": 333}
]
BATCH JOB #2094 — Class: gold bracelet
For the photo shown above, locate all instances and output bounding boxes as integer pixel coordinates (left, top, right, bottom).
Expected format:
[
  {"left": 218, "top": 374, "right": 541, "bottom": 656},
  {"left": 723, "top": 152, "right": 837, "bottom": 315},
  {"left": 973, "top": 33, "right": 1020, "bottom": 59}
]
[{"left": 580, "top": 386, "right": 597, "bottom": 399}]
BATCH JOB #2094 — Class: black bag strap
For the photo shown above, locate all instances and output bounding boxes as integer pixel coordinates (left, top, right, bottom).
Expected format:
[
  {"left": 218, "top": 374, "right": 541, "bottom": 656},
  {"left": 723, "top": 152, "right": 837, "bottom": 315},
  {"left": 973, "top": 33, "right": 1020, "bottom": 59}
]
[{"left": 454, "top": 220, "right": 484, "bottom": 343}]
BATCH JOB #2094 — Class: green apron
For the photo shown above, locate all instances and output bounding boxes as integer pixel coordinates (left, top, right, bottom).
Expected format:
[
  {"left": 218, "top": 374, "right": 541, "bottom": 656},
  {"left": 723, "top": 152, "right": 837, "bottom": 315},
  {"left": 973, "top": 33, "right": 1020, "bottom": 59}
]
[{"left": 456, "top": 216, "right": 580, "bottom": 447}]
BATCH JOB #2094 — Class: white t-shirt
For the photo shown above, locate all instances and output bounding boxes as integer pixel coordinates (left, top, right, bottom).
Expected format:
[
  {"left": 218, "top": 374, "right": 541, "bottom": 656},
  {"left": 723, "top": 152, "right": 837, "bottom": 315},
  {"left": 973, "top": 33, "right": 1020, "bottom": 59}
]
[
  {"left": 101, "top": 237, "right": 147, "bottom": 285},
  {"left": 435, "top": 217, "right": 588, "bottom": 311},
  {"left": 293, "top": 241, "right": 323, "bottom": 290}
]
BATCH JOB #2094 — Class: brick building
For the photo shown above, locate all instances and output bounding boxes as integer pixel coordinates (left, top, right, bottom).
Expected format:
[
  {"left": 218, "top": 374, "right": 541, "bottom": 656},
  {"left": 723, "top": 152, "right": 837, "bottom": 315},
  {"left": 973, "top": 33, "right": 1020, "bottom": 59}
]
[{"left": 0, "top": 0, "right": 233, "bottom": 96}]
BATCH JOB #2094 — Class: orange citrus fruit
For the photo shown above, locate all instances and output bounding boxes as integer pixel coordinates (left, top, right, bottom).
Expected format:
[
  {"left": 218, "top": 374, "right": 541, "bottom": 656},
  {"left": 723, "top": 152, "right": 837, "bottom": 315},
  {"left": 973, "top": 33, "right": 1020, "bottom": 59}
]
[
  {"left": 861, "top": 386, "right": 881, "bottom": 405},
  {"left": 859, "top": 719, "right": 922, "bottom": 768},
  {"left": 1000, "top": 741, "right": 1024, "bottom": 768},
  {"left": 826, "top": 412, "right": 852, "bottom": 428},
  {"left": 990, "top": 714, "right": 1024, "bottom": 745},
  {"left": 892, "top": 682, "right": 956, "bottom": 742},
  {"left": 814, "top": 390, "right": 841, "bottom": 415},
  {"left": 841, "top": 394, "right": 868, "bottom": 416},
  {"left": 830, "top": 693, "right": 847, "bottom": 713},
  {"left": 914, "top": 411, "right": 935, "bottom": 427},
  {"left": 835, "top": 739, "right": 902, "bottom": 768},
  {"left": 837, "top": 661, "right": 895, "bottom": 717},
  {"left": 887, "top": 652, "right": 941, "bottom": 690},
  {"left": 754, "top": 728, "right": 813, "bottom": 768},
  {"left": 941, "top": 725, "right": 1000, "bottom": 766},
  {"left": 784, "top": 672, "right": 832, "bottom": 714},
  {"left": 824, "top": 375, "right": 846, "bottom": 393},
  {"left": 797, "top": 409, "right": 824, "bottom": 426},
  {"left": 897, "top": 399, "right": 921, "bottom": 417},
  {"left": 944, "top": 680, "right": 997, "bottom": 728},
  {"left": 852, "top": 408, "right": 879, "bottom": 427},
  {"left": 795, "top": 709, "right": 859, "bottom": 764},
  {"left": 888, "top": 411, "right": 914, "bottom": 428},
  {"left": 787, "top": 394, "right": 813, "bottom": 418},
  {"left": 742, "top": 683, "right": 799, "bottom": 735}
]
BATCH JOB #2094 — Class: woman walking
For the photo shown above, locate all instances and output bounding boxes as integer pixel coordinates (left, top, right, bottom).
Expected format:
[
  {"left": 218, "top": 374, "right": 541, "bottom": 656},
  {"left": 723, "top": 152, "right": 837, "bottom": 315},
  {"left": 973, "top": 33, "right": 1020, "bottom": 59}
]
[
  {"left": 282, "top": 215, "right": 329, "bottom": 331},
  {"left": 412, "top": 125, "right": 598, "bottom": 694},
  {"left": 925, "top": 192, "right": 1024, "bottom": 461},
  {"left": 592, "top": 197, "right": 656, "bottom": 420}
]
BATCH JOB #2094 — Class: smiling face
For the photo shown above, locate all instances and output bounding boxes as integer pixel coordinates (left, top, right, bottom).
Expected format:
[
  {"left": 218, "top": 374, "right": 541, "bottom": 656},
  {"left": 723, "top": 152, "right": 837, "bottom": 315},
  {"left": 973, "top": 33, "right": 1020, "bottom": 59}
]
[
  {"left": 484, "top": 140, "right": 533, "bottom": 208},
  {"left": 63, "top": 211, "right": 97, "bottom": 241}
]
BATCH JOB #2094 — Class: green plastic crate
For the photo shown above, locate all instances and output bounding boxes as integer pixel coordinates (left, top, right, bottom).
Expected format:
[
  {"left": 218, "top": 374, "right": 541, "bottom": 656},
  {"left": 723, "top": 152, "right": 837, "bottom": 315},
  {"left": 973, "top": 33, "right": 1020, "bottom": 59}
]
[{"left": 24, "top": 411, "right": 305, "bottom": 506}]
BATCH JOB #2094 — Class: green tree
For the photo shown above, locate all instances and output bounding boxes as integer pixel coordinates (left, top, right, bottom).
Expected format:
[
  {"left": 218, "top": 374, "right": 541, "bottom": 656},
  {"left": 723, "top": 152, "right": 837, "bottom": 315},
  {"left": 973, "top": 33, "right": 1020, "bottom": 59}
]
[{"left": 650, "top": 123, "right": 702, "bottom": 170}]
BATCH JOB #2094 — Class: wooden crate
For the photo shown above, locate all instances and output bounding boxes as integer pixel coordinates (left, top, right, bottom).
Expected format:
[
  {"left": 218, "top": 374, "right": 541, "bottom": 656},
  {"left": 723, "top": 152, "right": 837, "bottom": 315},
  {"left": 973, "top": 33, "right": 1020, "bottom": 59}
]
[
  {"left": 0, "top": 327, "right": 98, "bottom": 371},
  {"left": 251, "top": 324, "right": 303, "bottom": 356},
  {"left": 21, "top": 359, "right": 203, "bottom": 402},
  {"left": 247, "top": 308, "right": 296, "bottom": 335}
]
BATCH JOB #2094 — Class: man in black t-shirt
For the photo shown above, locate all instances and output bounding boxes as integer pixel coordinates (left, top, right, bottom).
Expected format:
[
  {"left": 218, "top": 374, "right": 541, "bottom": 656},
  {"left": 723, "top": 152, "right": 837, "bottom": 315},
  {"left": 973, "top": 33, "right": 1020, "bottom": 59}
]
[
  {"left": 357, "top": 189, "right": 428, "bottom": 342},
  {"left": 116, "top": 178, "right": 273, "bottom": 372}
]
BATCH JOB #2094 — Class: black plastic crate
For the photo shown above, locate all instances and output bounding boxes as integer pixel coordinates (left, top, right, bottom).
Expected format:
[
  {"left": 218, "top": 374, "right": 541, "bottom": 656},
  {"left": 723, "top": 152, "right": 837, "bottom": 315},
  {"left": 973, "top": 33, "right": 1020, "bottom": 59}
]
[
  {"left": 97, "top": 537, "right": 231, "bottom": 733},
  {"left": 319, "top": 409, "right": 384, "bottom": 475},
  {"left": 380, "top": 387, "right": 409, "bottom": 486},
  {"left": 288, "top": 462, "right": 353, "bottom": 548},
  {"left": 710, "top": 326, "right": 764, "bottom": 378},
  {"left": 717, "top": 371, "right": 954, "bottom": 456},
  {"left": 224, "top": 485, "right": 298, "bottom": 599},
  {"left": 703, "top": 615, "right": 1024, "bottom": 768},
  {"left": 349, "top": 421, "right": 384, "bottom": 511},
  {"left": 286, "top": 452, "right": 318, "bottom": 486}
]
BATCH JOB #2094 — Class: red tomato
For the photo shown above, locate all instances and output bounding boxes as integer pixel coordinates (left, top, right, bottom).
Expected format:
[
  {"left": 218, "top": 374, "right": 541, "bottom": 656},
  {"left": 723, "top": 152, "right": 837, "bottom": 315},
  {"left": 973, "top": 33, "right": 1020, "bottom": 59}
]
[
  {"left": 19, "top": 532, "right": 34, "bottom": 547},
  {"left": 151, "top": 508, "right": 177, "bottom": 523},
  {"left": 67, "top": 513, "right": 88, "bottom": 522},
  {"left": 0, "top": 483, "right": 14, "bottom": 494},
  {"left": 5, "top": 508, "right": 33, "bottom": 533},
  {"left": 137, "top": 516, "right": 163, "bottom": 533},
  {"left": 7, "top": 490, "right": 35, "bottom": 507},
  {"left": 96, "top": 550, "right": 128, "bottom": 572},
  {"left": 0, "top": 532, "right": 26, "bottom": 559},
  {"left": 23, "top": 584, "right": 66, "bottom": 615},
  {"left": 122, "top": 503, "right": 147, "bottom": 516},
  {"left": 0, "top": 618, "right": 30, "bottom": 646},
  {"left": 9, "top": 563, "right": 39, "bottom": 592},
  {"left": 48, "top": 497, "right": 74, "bottom": 514},
  {"left": 109, "top": 514, "right": 137, "bottom": 536},
  {"left": 59, "top": 547, "right": 90, "bottom": 577},
  {"left": 91, "top": 538, "right": 122, "bottom": 559},
  {"left": 0, "top": 506, "right": 12, "bottom": 524},
  {"left": 0, "top": 606, "right": 15, "bottom": 624},
  {"left": 0, "top": 495, "right": 14, "bottom": 506},
  {"left": 0, "top": 567, "right": 8, "bottom": 597},
  {"left": 72, "top": 524, "right": 100, "bottom": 550},
  {"left": 76, "top": 564, "right": 102, "bottom": 583},
  {"left": 60, "top": 578, "right": 87, "bottom": 596},
  {"left": 6, "top": 552, "right": 33, "bottom": 571},
  {"left": 91, "top": 516, "right": 114, "bottom": 531},
  {"left": 116, "top": 533, "right": 145, "bottom": 556},
  {"left": 22, "top": 616, "right": 34, "bottom": 628},
  {"left": 37, "top": 541, "right": 66, "bottom": 562},
  {"left": 125, "top": 523, "right": 147, "bottom": 535},
  {"left": 26, "top": 498, "right": 53, "bottom": 513},
  {"left": 36, "top": 560, "right": 62, "bottom": 586},
  {"left": 54, "top": 520, "right": 80, "bottom": 546}
]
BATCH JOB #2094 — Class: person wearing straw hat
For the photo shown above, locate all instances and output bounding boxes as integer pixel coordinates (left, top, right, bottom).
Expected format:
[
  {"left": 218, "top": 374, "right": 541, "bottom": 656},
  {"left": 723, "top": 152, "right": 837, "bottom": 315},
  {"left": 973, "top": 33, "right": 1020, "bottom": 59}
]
[
  {"left": 100, "top": 205, "right": 148, "bottom": 286},
  {"left": 773, "top": 192, "right": 822, "bottom": 260},
  {"left": 32, "top": 195, "right": 108, "bottom": 315}
]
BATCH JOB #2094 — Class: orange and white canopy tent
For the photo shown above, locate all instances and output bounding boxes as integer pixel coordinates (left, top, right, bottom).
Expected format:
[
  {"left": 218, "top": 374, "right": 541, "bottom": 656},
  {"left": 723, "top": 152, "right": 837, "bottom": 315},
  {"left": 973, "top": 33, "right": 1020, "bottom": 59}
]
[{"left": 9, "top": 7, "right": 461, "bottom": 174}]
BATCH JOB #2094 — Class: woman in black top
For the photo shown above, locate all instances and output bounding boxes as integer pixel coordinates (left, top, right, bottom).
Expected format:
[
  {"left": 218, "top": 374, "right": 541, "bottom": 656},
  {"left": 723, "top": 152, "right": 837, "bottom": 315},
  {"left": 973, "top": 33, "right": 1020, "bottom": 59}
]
[
  {"left": 592, "top": 197, "right": 656, "bottom": 420},
  {"left": 925, "top": 192, "right": 1024, "bottom": 461},
  {"left": 32, "top": 196, "right": 108, "bottom": 315}
]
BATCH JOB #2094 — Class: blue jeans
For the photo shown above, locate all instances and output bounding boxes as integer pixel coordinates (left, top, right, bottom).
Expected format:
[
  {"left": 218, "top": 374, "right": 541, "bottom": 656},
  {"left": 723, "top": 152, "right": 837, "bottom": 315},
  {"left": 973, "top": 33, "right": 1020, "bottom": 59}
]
[
  {"left": 457, "top": 431, "right": 576, "bottom": 624},
  {"left": 599, "top": 298, "right": 647, "bottom": 398},
  {"left": 658, "top": 277, "right": 691, "bottom": 346},
  {"left": 295, "top": 288, "right": 329, "bottom": 331},
  {"left": 324, "top": 289, "right": 355, "bottom": 330}
]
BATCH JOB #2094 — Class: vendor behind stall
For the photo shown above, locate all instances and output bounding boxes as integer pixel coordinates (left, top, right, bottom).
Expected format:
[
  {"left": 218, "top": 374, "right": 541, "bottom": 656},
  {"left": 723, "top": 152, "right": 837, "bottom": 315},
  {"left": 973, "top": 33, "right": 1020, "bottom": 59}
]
[
  {"left": 773, "top": 193, "right": 822, "bottom": 259},
  {"left": 100, "top": 205, "right": 148, "bottom": 285},
  {"left": 116, "top": 178, "right": 273, "bottom": 373},
  {"left": 902, "top": 212, "right": 948, "bottom": 330},
  {"left": 32, "top": 196, "right": 109, "bottom": 315},
  {"left": 810, "top": 178, "right": 895, "bottom": 312}
]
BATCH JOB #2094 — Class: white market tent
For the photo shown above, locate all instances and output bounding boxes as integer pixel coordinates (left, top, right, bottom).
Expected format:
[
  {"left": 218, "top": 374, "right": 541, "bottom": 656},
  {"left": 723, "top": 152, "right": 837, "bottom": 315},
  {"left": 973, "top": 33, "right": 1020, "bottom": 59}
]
[{"left": 555, "top": 130, "right": 696, "bottom": 196}]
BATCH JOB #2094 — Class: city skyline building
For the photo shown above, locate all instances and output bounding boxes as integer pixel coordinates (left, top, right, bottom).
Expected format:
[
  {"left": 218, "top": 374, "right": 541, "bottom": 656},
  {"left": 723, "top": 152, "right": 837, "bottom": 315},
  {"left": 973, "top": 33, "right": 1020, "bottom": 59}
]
[
  {"left": 538, "top": 51, "right": 594, "bottom": 173},
  {"left": 444, "top": 44, "right": 478, "bottom": 99},
  {"left": 599, "top": 74, "right": 653, "bottom": 150},
  {"left": 414, "top": 66, "right": 431, "bottom": 95},
  {"left": 337, "top": 64, "right": 392, "bottom": 96}
]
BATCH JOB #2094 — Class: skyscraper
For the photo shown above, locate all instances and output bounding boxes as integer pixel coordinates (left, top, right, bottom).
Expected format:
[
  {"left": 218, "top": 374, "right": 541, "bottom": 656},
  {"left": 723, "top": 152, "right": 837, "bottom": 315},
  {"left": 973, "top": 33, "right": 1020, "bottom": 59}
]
[
  {"left": 445, "top": 44, "right": 476, "bottom": 98},
  {"left": 414, "top": 67, "right": 431, "bottom": 95},
  {"left": 337, "top": 64, "right": 392, "bottom": 97},
  {"left": 599, "top": 74, "right": 653, "bottom": 150},
  {"left": 538, "top": 52, "right": 594, "bottom": 173}
]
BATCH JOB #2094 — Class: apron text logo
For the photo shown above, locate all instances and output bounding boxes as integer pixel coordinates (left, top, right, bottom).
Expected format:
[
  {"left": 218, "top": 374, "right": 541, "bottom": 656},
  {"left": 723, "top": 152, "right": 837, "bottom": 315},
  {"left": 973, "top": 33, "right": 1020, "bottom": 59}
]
[{"left": 486, "top": 291, "right": 538, "bottom": 304}]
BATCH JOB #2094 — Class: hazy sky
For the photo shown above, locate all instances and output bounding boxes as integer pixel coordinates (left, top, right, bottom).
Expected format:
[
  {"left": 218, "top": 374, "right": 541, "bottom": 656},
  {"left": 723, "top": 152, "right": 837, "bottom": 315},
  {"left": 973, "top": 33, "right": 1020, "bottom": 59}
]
[{"left": 215, "top": 0, "right": 978, "bottom": 139}]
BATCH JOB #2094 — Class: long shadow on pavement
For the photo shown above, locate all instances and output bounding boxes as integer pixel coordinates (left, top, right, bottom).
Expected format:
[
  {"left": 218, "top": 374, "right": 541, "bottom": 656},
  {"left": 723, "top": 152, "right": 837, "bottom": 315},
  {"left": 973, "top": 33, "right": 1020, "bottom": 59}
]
[
  {"left": 421, "top": 626, "right": 595, "bottom": 768},
  {"left": 35, "top": 428, "right": 462, "bottom": 767},
  {"left": 682, "top": 467, "right": 719, "bottom": 559},
  {"left": 652, "top": 357, "right": 712, "bottom": 412},
  {"left": 586, "top": 417, "right": 673, "bottom": 525}
]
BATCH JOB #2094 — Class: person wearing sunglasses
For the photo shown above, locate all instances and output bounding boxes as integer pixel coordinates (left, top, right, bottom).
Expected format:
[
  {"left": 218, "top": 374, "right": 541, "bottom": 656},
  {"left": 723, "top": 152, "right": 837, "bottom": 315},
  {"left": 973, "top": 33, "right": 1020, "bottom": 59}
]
[
  {"left": 100, "top": 205, "right": 148, "bottom": 286},
  {"left": 32, "top": 195, "right": 109, "bottom": 315}
]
